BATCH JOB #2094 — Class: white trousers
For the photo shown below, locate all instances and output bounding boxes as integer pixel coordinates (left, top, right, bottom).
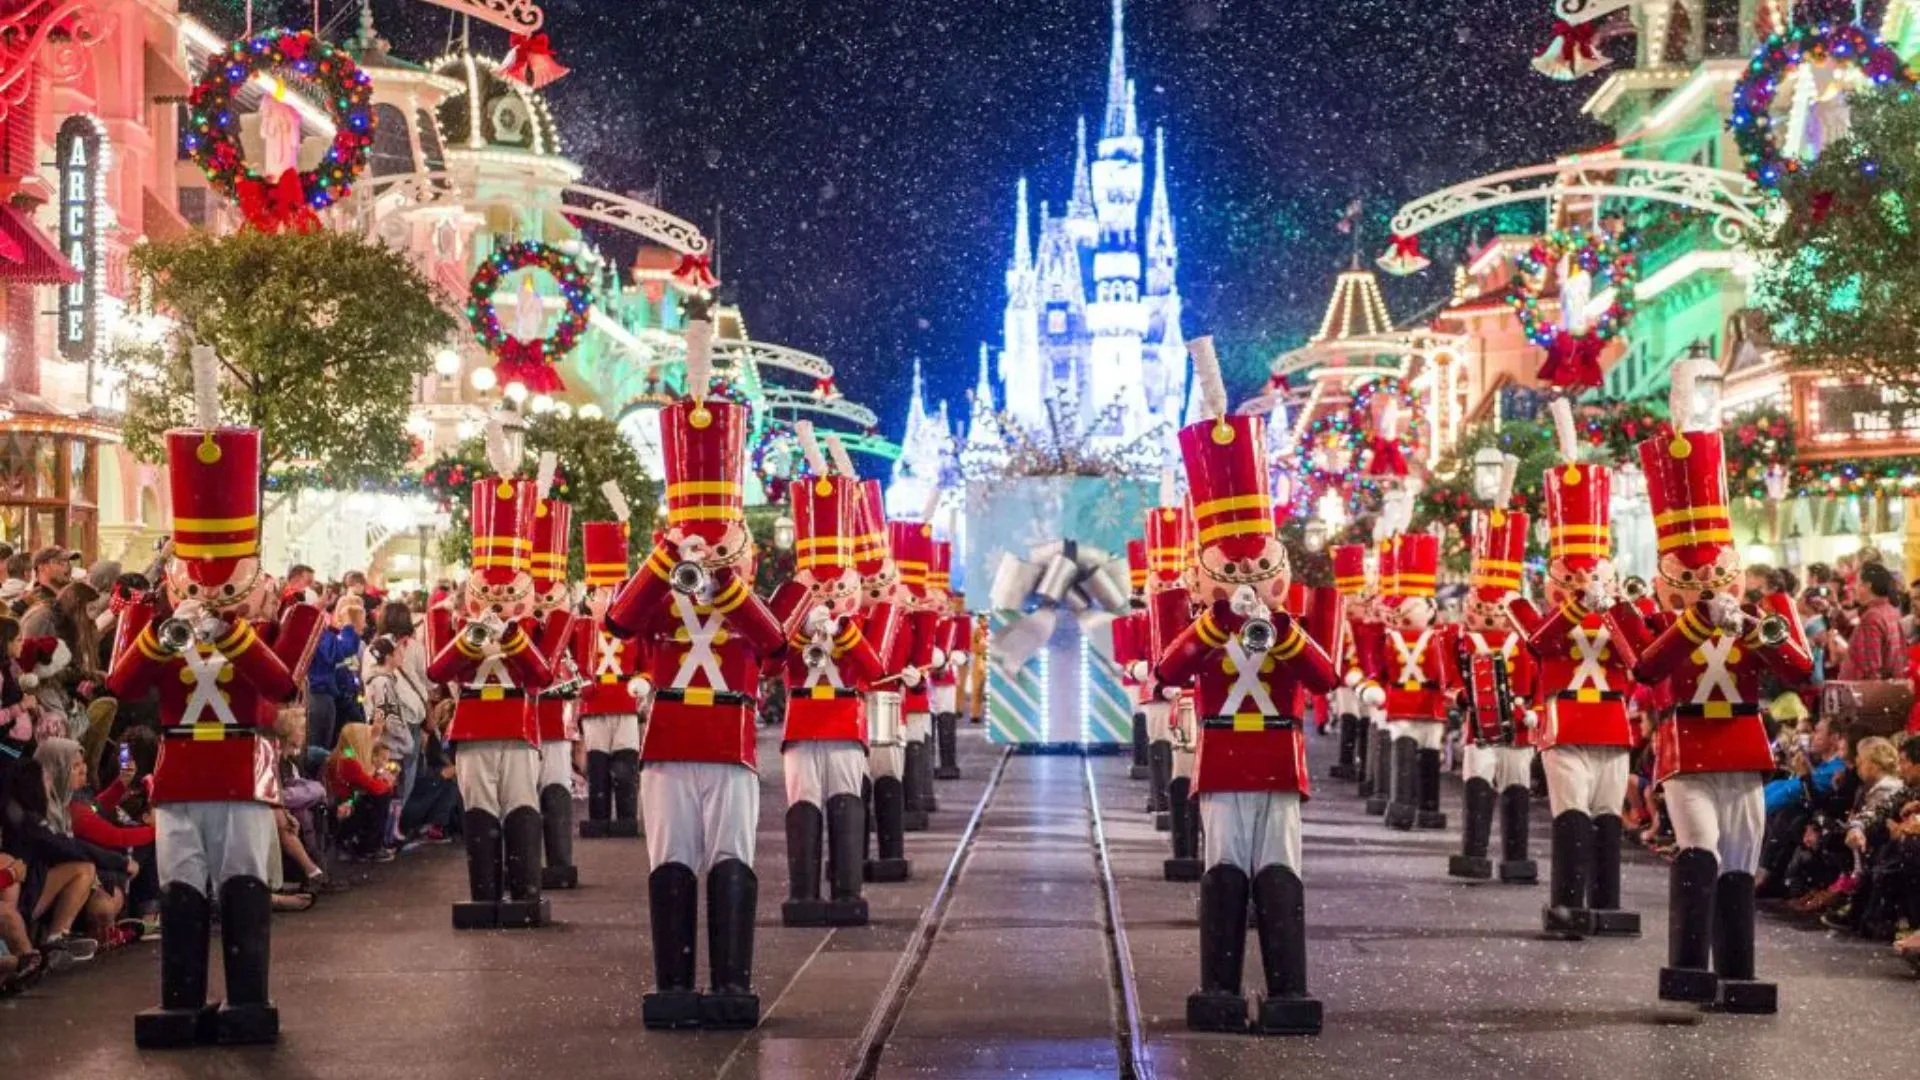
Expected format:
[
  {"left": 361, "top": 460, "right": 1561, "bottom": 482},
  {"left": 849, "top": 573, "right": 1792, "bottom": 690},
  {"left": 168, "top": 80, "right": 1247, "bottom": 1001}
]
[
  {"left": 539, "top": 739, "right": 575, "bottom": 789},
  {"left": 1542, "top": 745, "right": 1630, "bottom": 819},
  {"left": 905, "top": 710, "right": 931, "bottom": 744},
  {"left": 930, "top": 684, "right": 956, "bottom": 712},
  {"left": 1143, "top": 700, "right": 1171, "bottom": 743},
  {"left": 1464, "top": 744, "right": 1536, "bottom": 790},
  {"left": 456, "top": 741, "right": 540, "bottom": 818},
  {"left": 1663, "top": 773, "right": 1765, "bottom": 875},
  {"left": 642, "top": 761, "right": 758, "bottom": 873},
  {"left": 869, "top": 744, "right": 904, "bottom": 780},
  {"left": 157, "top": 802, "right": 275, "bottom": 890},
  {"left": 1331, "top": 686, "right": 1358, "bottom": 720},
  {"left": 785, "top": 741, "right": 868, "bottom": 808},
  {"left": 1389, "top": 720, "right": 1444, "bottom": 750},
  {"left": 1200, "top": 791, "right": 1302, "bottom": 876},
  {"left": 581, "top": 714, "right": 642, "bottom": 754}
]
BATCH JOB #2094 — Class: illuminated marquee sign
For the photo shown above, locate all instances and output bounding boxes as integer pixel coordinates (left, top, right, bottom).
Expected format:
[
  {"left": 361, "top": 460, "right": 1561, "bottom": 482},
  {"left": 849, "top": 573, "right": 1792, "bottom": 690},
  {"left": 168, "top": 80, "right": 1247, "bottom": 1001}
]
[{"left": 56, "top": 116, "right": 100, "bottom": 360}]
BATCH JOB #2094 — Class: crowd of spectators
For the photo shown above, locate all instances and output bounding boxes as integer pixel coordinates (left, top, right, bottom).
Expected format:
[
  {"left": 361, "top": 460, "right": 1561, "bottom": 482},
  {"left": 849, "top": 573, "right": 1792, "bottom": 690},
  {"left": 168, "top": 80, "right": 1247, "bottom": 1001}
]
[{"left": 0, "top": 543, "right": 465, "bottom": 997}]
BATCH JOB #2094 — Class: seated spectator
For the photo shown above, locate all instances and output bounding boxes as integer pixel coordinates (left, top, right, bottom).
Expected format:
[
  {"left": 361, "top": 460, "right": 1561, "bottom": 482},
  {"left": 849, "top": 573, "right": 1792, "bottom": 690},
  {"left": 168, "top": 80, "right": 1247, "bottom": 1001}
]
[
  {"left": 324, "top": 722, "right": 395, "bottom": 863},
  {"left": 1824, "top": 736, "right": 1920, "bottom": 937},
  {"left": 71, "top": 735, "right": 159, "bottom": 934},
  {"left": 33, "top": 738, "right": 136, "bottom": 948},
  {"left": 401, "top": 695, "right": 460, "bottom": 845},
  {"left": 0, "top": 757, "right": 120, "bottom": 967},
  {"left": 270, "top": 710, "right": 336, "bottom": 900},
  {"left": 0, "top": 851, "right": 47, "bottom": 994},
  {"left": 0, "top": 615, "right": 37, "bottom": 795}
]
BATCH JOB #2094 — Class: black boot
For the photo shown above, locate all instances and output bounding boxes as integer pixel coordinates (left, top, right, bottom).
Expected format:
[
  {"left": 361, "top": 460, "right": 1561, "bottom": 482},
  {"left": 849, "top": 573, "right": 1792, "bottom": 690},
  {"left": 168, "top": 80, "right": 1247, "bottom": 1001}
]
[
  {"left": 453, "top": 808, "right": 503, "bottom": 929},
  {"left": 1362, "top": 726, "right": 1391, "bottom": 813},
  {"left": 1164, "top": 776, "right": 1203, "bottom": 881},
  {"left": 609, "top": 748, "right": 641, "bottom": 837},
  {"left": 581, "top": 750, "right": 611, "bottom": 837},
  {"left": 1329, "top": 713, "right": 1359, "bottom": 780},
  {"left": 1251, "top": 865, "right": 1321, "bottom": 1035},
  {"left": 936, "top": 712, "right": 962, "bottom": 780},
  {"left": 1449, "top": 777, "right": 1495, "bottom": 880},
  {"left": 1129, "top": 711, "right": 1150, "bottom": 780},
  {"left": 540, "top": 783, "right": 579, "bottom": 890},
  {"left": 1186, "top": 865, "right": 1251, "bottom": 1032},
  {"left": 825, "top": 792, "right": 870, "bottom": 925},
  {"left": 1659, "top": 848, "right": 1720, "bottom": 1003},
  {"left": 782, "top": 802, "right": 830, "bottom": 926},
  {"left": 1711, "top": 871, "right": 1775, "bottom": 1013},
  {"left": 214, "top": 876, "right": 277, "bottom": 1045},
  {"left": 918, "top": 734, "right": 940, "bottom": 812},
  {"left": 135, "top": 882, "right": 217, "bottom": 1048},
  {"left": 1384, "top": 736, "right": 1418, "bottom": 830},
  {"left": 902, "top": 741, "right": 930, "bottom": 831},
  {"left": 1587, "top": 813, "right": 1641, "bottom": 936},
  {"left": 1148, "top": 740, "right": 1173, "bottom": 817},
  {"left": 1497, "top": 785, "right": 1537, "bottom": 884},
  {"left": 1415, "top": 747, "right": 1448, "bottom": 830},
  {"left": 701, "top": 858, "right": 760, "bottom": 1029},
  {"left": 499, "top": 805, "right": 551, "bottom": 928},
  {"left": 865, "top": 775, "right": 912, "bottom": 882},
  {"left": 1542, "top": 810, "right": 1593, "bottom": 939},
  {"left": 643, "top": 863, "right": 701, "bottom": 1029}
]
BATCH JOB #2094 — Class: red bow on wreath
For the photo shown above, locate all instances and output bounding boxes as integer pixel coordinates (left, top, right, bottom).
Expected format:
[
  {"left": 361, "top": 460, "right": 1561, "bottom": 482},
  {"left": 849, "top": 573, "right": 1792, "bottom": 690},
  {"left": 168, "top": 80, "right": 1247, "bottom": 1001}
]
[
  {"left": 237, "top": 169, "right": 320, "bottom": 234},
  {"left": 494, "top": 339, "right": 567, "bottom": 394},
  {"left": 1547, "top": 21, "right": 1600, "bottom": 64},
  {"left": 674, "top": 253, "right": 719, "bottom": 290},
  {"left": 1368, "top": 436, "right": 1409, "bottom": 477},
  {"left": 1535, "top": 331, "right": 1607, "bottom": 390},
  {"left": 502, "top": 32, "right": 570, "bottom": 90}
]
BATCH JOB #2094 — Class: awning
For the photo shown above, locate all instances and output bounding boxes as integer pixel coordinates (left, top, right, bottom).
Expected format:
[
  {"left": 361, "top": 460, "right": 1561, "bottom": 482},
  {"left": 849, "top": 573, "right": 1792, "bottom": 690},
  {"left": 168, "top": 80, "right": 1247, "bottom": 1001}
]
[
  {"left": 0, "top": 205, "right": 79, "bottom": 285},
  {"left": 143, "top": 187, "right": 191, "bottom": 241},
  {"left": 144, "top": 41, "right": 193, "bottom": 100}
]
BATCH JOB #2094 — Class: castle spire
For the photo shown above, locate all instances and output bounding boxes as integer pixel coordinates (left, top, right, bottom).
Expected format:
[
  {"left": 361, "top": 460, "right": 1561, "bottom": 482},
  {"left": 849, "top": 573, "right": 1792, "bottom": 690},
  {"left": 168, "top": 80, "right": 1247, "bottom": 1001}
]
[
  {"left": 1068, "top": 116, "right": 1095, "bottom": 224},
  {"left": 1013, "top": 176, "right": 1032, "bottom": 270},
  {"left": 974, "top": 343, "right": 997, "bottom": 412},
  {"left": 1145, "top": 126, "right": 1176, "bottom": 294},
  {"left": 1103, "top": 0, "right": 1133, "bottom": 140}
]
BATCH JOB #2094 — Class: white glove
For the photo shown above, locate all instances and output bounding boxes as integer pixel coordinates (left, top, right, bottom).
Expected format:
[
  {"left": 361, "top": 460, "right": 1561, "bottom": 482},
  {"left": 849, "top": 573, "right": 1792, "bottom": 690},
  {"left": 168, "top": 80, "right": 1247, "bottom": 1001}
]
[
  {"left": 676, "top": 534, "right": 710, "bottom": 562},
  {"left": 1159, "top": 683, "right": 1182, "bottom": 702},
  {"left": 1522, "top": 709, "right": 1540, "bottom": 730},
  {"left": 1343, "top": 668, "right": 1363, "bottom": 689},
  {"left": 171, "top": 598, "right": 208, "bottom": 625},
  {"left": 628, "top": 676, "right": 653, "bottom": 701},
  {"left": 900, "top": 665, "right": 923, "bottom": 688},
  {"left": 1127, "top": 660, "right": 1151, "bottom": 683},
  {"left": 951, "top": 651, "right": 969, "bottom": 669},
  {"left": 1707, "top": 593, "right": 1743, "bottom": 633},
  {"left": 930, "top": 647, "right": 948, "bottom": 670},
  {"left": 1361, "top": 682, "right": 1386, "bottom": 708},
  {"left": 1582, "top": 580, "right": 1612, "bottom": 613},
  {"left": 804, "top": 604, "right": 834, "bottom": 637}
]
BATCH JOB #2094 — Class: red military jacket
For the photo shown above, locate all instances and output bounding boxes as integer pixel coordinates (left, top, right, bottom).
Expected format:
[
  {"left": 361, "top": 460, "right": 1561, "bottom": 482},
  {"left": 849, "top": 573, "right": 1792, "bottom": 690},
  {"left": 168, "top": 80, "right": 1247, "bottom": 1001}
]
[
  {"left": 572, "top": 618, "right": 644, "bottom": 716},
  {"left": 608, "top": 555, "right": 786, "bottom": 770},
  {"left": 894, "top": 606, "right": 938, "bottom": 714},
  {"left": 106, "top": 600, "right": 322, "bottom": 805},
  {"left": 1154, "top": 590, "right": 1341, "bottom": 795},
  {"left": 928, "top": 609, "right": 966, "bottom": 690},
  {"left": 1112, "top": 609, "right": 1150, "bottom": 702},
  {"left": 1382, "top": 624, "right": 1455, "bottom": 723},
  {"left": 1458, "top": 628, "right": 1536, "bottom": 749},
  {"left": 769, "top": 582, "right": 892, "bottom": 745},
  {"left": 1618, "top": 601, "right": 1813, "bottom": 783},
  {"left": 426, "top": 609, "right": 555, "bottom": 745},
  {"left": 1510, "top": 598, "right": 1636, "bottom": 751},
  {"left": 530, "top": 608, "right": 578, "bottom": 743}
]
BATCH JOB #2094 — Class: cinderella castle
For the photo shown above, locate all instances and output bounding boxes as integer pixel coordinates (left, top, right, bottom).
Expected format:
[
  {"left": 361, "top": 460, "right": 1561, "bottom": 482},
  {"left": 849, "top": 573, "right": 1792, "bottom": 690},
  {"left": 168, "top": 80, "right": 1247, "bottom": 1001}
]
[{"left": 887, "top": 0, "right": 1190, "bottom": 520}]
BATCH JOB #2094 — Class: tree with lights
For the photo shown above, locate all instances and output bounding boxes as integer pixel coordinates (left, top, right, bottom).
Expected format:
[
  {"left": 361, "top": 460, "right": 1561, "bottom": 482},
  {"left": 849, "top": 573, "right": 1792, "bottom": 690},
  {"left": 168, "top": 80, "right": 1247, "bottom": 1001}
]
[{"left": 113, "top": 229, "right": 457, "bottom": 489}]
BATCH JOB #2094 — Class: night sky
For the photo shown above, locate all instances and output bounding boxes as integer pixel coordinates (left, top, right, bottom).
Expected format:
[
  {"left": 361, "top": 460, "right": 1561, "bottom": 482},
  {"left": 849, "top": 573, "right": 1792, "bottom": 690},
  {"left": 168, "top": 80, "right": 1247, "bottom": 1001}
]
[{"left": 197, "top": 0, "right": 1610, "bottom": 440}]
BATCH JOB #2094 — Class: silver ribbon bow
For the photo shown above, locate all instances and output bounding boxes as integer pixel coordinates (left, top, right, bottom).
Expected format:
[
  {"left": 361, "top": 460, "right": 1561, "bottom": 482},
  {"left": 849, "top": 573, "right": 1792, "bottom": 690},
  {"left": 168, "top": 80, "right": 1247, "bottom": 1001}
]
[{"left": 987, "top": 539, "right": 1132, "bottom": 676}]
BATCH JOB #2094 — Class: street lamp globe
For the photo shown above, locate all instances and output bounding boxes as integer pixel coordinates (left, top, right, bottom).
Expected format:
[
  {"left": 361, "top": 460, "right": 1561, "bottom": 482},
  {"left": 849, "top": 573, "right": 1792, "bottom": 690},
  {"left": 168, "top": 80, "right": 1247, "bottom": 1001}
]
[
  {"left": 469, "top": 366, "right": 498, "bottom": 392},
  {"left": 503, "top": 381, "right": 529, "bottom": 404},
  {"left": 433, "top": 348, "right": 462, "bottom": 377},
  {"left": 1471, "top": 446, "right": 1508, "bottom": 503}
]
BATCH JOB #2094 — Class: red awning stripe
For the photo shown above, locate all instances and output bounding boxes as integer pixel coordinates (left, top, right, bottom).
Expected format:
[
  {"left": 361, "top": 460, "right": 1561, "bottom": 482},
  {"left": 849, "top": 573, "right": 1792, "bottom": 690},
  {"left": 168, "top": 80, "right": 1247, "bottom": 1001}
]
[{"left": 0, "top": 205, "right": 79, "bottom": 285}]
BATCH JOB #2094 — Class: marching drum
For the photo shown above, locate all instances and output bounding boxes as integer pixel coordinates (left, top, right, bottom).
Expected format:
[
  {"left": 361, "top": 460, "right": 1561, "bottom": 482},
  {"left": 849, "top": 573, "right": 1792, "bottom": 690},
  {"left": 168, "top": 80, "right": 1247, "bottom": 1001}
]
[{"left": 869, "top": 689, "right": 904, "bottom": 748}]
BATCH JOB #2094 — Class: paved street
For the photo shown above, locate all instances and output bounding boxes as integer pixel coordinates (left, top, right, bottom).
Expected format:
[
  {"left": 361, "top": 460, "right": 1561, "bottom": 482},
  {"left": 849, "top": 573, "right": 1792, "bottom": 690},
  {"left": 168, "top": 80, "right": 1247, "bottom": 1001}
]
[{"left": 3, "top": 725, "right": 1916, "bottom": 1079}]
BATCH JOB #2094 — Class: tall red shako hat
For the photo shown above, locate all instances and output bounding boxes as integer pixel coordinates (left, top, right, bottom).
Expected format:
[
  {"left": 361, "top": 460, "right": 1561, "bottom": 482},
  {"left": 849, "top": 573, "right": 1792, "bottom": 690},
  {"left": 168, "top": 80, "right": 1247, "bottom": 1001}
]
[
  {"left": 661, "top": 306, "right": 747, "bottom": 545},
  {"left": 1331, "top": 544, "right": 1368, "bottom": 596},
  {"left": 1143, "top": 468, "right": 1190, "bottom": 594},
  {"left": 1638, "top": 358, "right": 1732, "bottom": 576},
  {"left": 1393, "top": 533, "right": 1439, "bottom": 600},
  {"left": 929, "top": 540, "right": 952, "bottom": 594},
  {"left": 1126, "top": 539, "right": 1148, "bottom": 598},
  {"left": 1469, "top": 450, "right": 1526, "bottom": 601},
  {"left": 167, "top": 346, "right": 263, "bottom": 599},
  {"left": 1544, "top": 398, "right": 1611, "bottom": 571},
  {"left": 528, "top": 454, "right": 570, "bottom": 593},
  {"left": 789, "top": 420, "right": 856, "bottom": 578},
  {"left": 1375, "top": 538, "right": 1398, "bottom": 606},
  {"left": 1178, "top": 337, "right": 1273, "bottom": 561},
  {"left": 581, "top": 481, "right": 633, "bottom": 588},
  {"left": 888, "top": 519, "right": 934, "bottom": 592}
]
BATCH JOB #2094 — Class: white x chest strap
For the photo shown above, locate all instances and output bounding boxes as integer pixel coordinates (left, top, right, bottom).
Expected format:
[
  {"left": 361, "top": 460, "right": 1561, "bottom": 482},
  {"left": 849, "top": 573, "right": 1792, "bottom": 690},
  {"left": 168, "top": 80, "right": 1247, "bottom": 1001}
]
[
  {"left": 181, "top": 647, "right": 239, "bottom": 726},
  {"left": 670, "top": 594, "right": 728, "bottom": 692}
]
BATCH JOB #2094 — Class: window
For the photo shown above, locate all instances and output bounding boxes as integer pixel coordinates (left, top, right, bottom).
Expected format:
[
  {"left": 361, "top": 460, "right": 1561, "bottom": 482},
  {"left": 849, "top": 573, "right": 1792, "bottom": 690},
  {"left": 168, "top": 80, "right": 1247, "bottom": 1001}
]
[
  {"left": 369, "top": 104, "right": 414, "bottom": 177},
  {"left": 1703, "top": 0, "right": 1741, "bottom": 57}
]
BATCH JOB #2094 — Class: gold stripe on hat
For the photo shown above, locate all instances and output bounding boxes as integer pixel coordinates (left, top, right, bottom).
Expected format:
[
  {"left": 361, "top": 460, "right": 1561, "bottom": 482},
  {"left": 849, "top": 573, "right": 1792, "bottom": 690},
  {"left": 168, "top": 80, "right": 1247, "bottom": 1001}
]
[
  {"left": 175, "top": 514, "right": 260, "bottom": 532},
  {"left": 1551, "top": 525, "right": 1609, "bottom": 538},
  {"left": 668, "top": 481, "right": 744, "bottom": 498},
  {"left": 1654, "top": 505, "right": 1731, "bottom": 528},
  {"left": 1475, "top": 559, "right": 1524, "bottom": 573},
  {"left": 1657, "top": 527, "right": 1734, "bottom": 552},
  {"left": 1192, "top": 494, "right": 1271, "bottom": 522},
  {"left": 1198, "top": 518, "right": 1275, "bottom": 545},
  {"left": 471, "top": 555, "right": 527, "bottom": 569},
  {"left": 474, "top": 537, "right": 531, "bottom": 550},
  {"left": 668, "top": 506, "right": 744, "bottom": 523},
  {"left": 1552, "top": 542, "right": 1612, "bottom": 557},
  {"left": 584, "top": 561, "right": 628, "bottom": 573},
  {"left": 797, "top": 537, "right": 853, "bottom": 551},
  {"left": 174, "top": 540, "right": 258, "bottom": 558}
]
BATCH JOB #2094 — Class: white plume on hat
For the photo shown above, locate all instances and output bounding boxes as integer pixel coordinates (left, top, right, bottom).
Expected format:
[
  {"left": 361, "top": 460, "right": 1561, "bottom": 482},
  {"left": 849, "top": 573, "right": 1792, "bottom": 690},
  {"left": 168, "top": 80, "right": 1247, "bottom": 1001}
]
[
  {"left": 795, "top": 420, "right": 829, "bottom": 477},
  {"left": 1189, "top": 336, "right": 1227, "bottom": 420},
  {"left": 825, "top": 433, "right": 858, "bottom": 479},
  {"left": 533, "top": 451, "right": 558, "bottom": 503},
  {"left": 190, "top": 343, "right": 221, "bottom": 429},
  {"left": 1158, "top": 467, "right": 1178, "bottom": 507},
  {"left": 1496, "top": 453, "right": 1520, "bottom": 509},
  {"left": 600, "top": 479, "right": 631, "bottom": 524},
  {"left": 484, "top": 415, "right": 519, "bottom": 475},
  {"left": 1668, "top": 352, "right": 1718, "bottom": 433},
  {"left": 1549, "top": 397, "right": 1579, "bottom": 464},
  {"left": 684, "top": 318, "right": 715, "bottom": 404},
  {"left": 920, "top": 484, "right": 943, "bottom": 524}
]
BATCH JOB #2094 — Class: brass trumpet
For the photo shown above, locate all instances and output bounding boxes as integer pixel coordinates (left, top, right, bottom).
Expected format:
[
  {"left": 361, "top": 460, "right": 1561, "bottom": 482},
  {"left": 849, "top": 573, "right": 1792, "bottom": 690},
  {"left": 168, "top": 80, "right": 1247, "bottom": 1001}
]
[
  {"left": 1622, "top": 576, "right": 1650, "bottom": 602},
  {"left": 157, "top": 618, "right": 196, "bottom": 654},
  {"left": 461, "top": 620, "right": 496, "bottom": 650},
  {"left": 1755, "top": 614, "right": 1790, "bottom": 647},
  {"left": 669, "top": 560, "right": 710, "bottom": 596},
  {"left": 1230, "top": 585, "right": 1276, "bottom": 654},
  {"left": 803, "top": 641, "right": 833, "bottom": 671}
]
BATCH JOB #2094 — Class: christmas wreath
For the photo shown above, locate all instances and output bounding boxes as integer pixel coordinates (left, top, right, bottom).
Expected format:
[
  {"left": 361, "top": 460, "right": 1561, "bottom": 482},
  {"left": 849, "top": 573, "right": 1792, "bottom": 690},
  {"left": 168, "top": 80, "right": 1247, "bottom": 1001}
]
[
  {"left": 1724, "top": 403, "right": 1798, "bottom": 493},
  {"left": 1290, "top": 376, "right": 1425, "bottom": 518},
  {"left": 1730, "top": 23, "right": 1913, "bottom": 191},
  {"left": 1509, "top": 228, "right": 1638, "bottom": 390},
  {"left": 467, "top": 240, "right": 595, "bottom": 393},
  {"left": 749, "top": 418, "right": 800, "bottom": 501},
  {"left": 185, "top": 28, "right": 376, "bottom": 233}
]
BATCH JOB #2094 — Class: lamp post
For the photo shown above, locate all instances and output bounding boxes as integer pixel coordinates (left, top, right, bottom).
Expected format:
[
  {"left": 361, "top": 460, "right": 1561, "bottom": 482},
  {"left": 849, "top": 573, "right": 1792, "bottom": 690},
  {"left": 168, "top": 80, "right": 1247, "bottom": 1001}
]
[
  {"left": 1471, "top": 446, "right": 1508, "bottom": 503},
  {"left": 1685, "top": 340, "right": 1723, "bottom": 430}
]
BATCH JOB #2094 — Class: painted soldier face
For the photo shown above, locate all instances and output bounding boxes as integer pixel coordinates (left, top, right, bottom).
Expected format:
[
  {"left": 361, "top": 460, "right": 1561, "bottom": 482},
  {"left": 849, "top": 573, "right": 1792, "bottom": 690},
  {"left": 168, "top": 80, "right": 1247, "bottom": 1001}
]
[
  {"left": 860, "top": 559, "right": 902, "bottom": 608},
  {"left": 666, "top": 519, "right": 752, "bottom": 573},
  {"left": 1393, "top": 595, "right": 1436, "bottom": 631},
  {"left": 1655, "top": 546, "right": 1740, "bottom": 611},
  {"left": 1464, "top": 593, "right": 1510, "bottom": 633},
  {"left": 466, "top": 569, "right": 535, "bottom": 622},
  {"left": 1195, "top": 534, "right": 1291, "bottom": 609},
  {"left": 1545, "top": 555, "right": 1616, "bottom": 610},
  {"left": 166, "top": 555, "right": 265, "bottom": 614},
  {"left": 797, "top": 567, "right": 860, "bottom": 619}
]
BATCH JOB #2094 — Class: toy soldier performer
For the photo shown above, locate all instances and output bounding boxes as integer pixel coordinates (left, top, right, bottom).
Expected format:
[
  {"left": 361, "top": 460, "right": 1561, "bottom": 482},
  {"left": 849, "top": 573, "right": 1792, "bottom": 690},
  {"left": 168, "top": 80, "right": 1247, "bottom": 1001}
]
[
  {"left": 1329, "top": 544, "right": 1385, "bottom": 783},
  {"left": 1614, "top": 361, "right": 1811, "bottom": 1013},
  {"left": 769, "top": 422, "right": 891, "bottom": 926},
  {"left": 1451, "top": 465, "right": 1539, "bottom": 884},
  {"left": 1360, "top": 540, "right": 1396, "bottom": 813},
  {"left": 1382, "top": 532, "right": 1452, "bottom": 832},
  {"left": 891, "top": 499, "right": 943, "bottom": 828},
  {"left": 1120, "top": 538, "right": 1153, "bottom": 781},
  {"left": 427, "top": 429, "right": 558, "bottom": 930},
  {"left": 929, "top": 537, "right": 968, "bottom": 781},
  {"left": 528, "top": 473, "right": 582, "bottom": 889},
  {"left": 606, "top": 309, "right": 788, "bottom": 1030},
  {"left": 577, "top": 484, "right": 644, "bottom": 839},
  {"left": 1154, "top": 338, "right": 1343, "bottom": 1036},
  {"left": 1141, "top": 474, "right": 1187, "bottom": 828},
  {"left": 112, "top": 347, "right": 322, "bottom": 1048},
  {"left": 1509, "top": 400, "right": 1641, "bottom": 938}
]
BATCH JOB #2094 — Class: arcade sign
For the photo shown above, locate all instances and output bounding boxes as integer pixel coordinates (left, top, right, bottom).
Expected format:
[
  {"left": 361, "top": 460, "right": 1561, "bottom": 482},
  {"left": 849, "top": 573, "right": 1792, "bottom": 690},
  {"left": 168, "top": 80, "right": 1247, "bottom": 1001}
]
[{"left": 56, "top": 116, "right": 99, "bottom": 361}]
